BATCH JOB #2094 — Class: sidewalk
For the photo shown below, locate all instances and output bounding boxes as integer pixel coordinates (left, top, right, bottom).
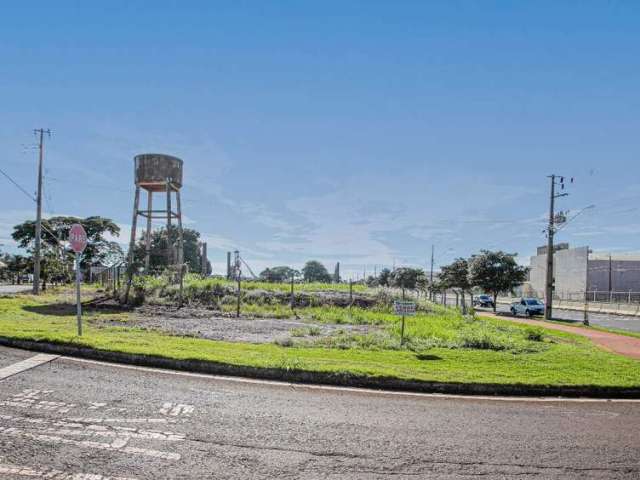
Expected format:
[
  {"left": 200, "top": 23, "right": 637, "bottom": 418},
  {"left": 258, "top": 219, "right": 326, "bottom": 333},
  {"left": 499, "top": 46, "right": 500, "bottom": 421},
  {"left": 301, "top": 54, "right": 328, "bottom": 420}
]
[{"left": 484, "top": 312, "right": 640, "bottom": 360}]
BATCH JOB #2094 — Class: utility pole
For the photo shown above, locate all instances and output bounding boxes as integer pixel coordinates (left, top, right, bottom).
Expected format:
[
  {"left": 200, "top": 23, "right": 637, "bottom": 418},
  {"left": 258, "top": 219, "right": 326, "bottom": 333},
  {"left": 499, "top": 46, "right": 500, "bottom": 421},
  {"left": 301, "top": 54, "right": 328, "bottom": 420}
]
[
  {"left": 544, "top": 174, "right": 569, "bottom": 320},
  {"left": 33, "top": 128, "right": 50, "bottom": 294}
]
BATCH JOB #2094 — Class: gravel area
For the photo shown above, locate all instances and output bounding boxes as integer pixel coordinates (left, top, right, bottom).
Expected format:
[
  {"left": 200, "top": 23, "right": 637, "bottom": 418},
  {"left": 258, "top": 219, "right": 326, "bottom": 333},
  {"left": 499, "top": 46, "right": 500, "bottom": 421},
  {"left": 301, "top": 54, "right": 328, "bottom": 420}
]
[{"left": 96, "top": 304, "right": 377, "bottom": 343}]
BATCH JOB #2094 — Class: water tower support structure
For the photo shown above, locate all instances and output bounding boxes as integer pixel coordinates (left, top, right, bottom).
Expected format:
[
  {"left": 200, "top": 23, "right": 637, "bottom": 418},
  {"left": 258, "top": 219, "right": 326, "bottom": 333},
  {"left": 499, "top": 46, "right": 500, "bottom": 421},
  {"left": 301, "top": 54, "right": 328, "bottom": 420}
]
[{"left": 124, "top": 154, "right": 185, "bottom": 304}]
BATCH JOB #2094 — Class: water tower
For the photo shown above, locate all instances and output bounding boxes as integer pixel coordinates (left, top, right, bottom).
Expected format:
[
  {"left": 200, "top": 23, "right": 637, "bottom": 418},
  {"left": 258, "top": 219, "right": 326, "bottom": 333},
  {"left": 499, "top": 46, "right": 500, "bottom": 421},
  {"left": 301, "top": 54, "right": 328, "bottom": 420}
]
[{"left": 124, "top": 153, "right": 185, "bottom": 302}]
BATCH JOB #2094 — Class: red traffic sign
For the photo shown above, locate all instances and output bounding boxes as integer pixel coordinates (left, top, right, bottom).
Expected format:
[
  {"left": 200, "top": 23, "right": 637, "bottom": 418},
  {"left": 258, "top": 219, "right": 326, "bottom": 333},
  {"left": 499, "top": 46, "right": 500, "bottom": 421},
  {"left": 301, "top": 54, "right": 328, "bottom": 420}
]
[{"left": 69, "top": 224, "right": 87, "bottom": 253}]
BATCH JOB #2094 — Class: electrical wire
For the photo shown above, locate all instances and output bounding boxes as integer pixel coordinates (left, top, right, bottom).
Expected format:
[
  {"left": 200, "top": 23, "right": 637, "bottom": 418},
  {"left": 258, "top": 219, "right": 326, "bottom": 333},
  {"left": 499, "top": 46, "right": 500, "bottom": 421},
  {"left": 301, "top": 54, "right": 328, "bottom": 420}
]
[{"left": 0, "top": 167, "right": 35, "bottom": 202}]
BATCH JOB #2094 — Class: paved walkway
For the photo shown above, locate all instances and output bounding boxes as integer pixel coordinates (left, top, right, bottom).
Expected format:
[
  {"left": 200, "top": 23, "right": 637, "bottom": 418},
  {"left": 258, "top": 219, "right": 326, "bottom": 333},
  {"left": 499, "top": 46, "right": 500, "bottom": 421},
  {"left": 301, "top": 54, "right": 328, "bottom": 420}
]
[{"left": 485, "top": 312, "right": 640, "bottom": 360}]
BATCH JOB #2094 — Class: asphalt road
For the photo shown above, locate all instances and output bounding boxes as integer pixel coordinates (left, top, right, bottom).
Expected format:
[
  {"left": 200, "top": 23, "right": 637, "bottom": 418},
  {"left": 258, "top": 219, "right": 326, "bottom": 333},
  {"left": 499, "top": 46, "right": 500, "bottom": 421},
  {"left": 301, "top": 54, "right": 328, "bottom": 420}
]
[
  {"left": 0, "top": 346, "right": 638, "bottom": 479},
  {"left": 491, "top": 304, "right": 640, "bottom": 333},
  {"left": 439, "top": 297, "right": 640, "bottom": 333}
]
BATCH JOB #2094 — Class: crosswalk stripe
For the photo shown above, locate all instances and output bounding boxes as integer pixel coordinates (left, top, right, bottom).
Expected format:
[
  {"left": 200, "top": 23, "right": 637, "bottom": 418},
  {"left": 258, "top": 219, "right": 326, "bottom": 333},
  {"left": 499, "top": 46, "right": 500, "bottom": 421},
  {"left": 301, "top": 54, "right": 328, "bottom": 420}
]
[{"left": 0, "top": 354, "right": 59, "bottom": 380}]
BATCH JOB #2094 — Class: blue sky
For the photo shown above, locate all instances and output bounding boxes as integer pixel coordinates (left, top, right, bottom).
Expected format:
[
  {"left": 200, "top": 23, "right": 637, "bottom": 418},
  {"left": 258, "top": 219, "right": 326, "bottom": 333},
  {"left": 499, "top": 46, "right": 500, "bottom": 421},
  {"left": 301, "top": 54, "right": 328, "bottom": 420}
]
[{"left": 1, "top": 1, "right": 639, "bottom": 278}]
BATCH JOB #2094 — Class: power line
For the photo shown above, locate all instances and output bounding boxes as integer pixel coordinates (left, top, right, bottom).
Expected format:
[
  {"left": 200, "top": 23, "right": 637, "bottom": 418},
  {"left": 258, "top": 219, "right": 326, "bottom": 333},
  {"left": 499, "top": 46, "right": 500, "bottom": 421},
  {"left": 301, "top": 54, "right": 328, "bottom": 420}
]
[{"left": 0, "top": 167, "right": 35, "bottom": 202}]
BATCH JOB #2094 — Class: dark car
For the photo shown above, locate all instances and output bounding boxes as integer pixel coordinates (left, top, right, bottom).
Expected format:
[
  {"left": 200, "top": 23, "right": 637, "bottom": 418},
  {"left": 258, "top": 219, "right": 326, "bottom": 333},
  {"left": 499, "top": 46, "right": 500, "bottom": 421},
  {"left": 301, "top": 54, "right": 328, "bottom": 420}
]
[{"left": 473, "top": 294, "right": 495, "bottom": 308}]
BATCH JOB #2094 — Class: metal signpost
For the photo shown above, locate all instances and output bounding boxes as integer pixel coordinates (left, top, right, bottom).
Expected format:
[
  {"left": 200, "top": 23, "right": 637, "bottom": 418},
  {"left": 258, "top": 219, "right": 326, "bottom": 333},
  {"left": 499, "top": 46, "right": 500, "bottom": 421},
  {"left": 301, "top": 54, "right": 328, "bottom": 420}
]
[
  {"left": 393, "top": 298, "right": 416, "bottom": 346},
  {"left": 69, "top": 224, "right": 88, "bottom": 336}
]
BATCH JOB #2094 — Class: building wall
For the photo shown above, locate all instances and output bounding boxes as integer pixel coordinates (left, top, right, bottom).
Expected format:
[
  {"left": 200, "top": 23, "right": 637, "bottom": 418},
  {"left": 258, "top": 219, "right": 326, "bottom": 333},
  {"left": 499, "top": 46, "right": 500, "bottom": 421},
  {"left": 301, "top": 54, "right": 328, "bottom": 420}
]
[
  {"left": 588, "top": 260, "right": 640, "bottom": 292},
  {"left": 529, "top": 246, "right": 589, "bottom": 298}
]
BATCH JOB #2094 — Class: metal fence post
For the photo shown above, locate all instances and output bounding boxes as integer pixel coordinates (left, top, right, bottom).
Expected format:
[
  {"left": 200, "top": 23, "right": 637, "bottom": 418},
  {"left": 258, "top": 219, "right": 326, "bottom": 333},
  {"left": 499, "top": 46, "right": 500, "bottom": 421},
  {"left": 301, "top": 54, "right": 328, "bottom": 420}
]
[{"left": 400, "top": 286, "right": 406, "bottom": 346}]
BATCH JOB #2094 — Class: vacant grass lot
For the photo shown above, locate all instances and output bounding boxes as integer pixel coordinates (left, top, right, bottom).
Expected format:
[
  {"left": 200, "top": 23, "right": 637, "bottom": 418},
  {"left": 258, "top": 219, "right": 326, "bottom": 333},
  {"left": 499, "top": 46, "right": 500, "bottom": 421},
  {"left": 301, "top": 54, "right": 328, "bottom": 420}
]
[
  {"left": 139, "top": 274, "right": 369, "bottom": 295},
  {"left": 1, "top": 289, "right": 639, "bottom": 388}
]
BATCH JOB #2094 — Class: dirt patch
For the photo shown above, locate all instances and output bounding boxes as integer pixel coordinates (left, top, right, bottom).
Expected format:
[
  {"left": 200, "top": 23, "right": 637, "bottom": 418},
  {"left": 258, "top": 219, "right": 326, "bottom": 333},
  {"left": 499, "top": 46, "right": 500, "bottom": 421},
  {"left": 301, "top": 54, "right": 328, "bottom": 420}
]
[{"left": 95, "top": 304, "right": 377, "bottom": 344}]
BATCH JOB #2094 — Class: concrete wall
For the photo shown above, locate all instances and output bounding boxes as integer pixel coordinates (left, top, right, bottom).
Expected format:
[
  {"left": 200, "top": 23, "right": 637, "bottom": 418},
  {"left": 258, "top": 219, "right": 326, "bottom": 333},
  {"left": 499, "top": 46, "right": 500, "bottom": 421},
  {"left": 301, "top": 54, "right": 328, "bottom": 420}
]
[
  {"left": 529, "top": 246, "right": 589, "bottom": 298},
  {"left": 588, "top": 260, "right": 640, "bottom": 292}
]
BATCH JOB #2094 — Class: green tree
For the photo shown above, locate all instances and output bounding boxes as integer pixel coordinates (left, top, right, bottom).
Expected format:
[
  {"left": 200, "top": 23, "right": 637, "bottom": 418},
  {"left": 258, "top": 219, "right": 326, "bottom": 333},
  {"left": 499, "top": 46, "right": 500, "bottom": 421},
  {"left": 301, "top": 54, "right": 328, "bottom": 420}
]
[
  {"left": 389, "top": 267, "right": 426, "bottom": 290},
  {"left": 439, "top": 258, "right": 472, "bottom": 313},
  {"left": 12, "top": 216, "right": 120, "bottom": 268},
  {"left": 133, "top": 226, "right": 210, "bottom": 274},
  {"left": 259, "top": 266, "right": 299, "bottom": 282},
  {"left": 468, "top": 250, "right": 528, "bottom": 312},
  {"left": 377, "top": 268, "right": 392, "bottom": 287},
  {"left": 301, "top": 260, "right": 332, "bottom": 283},
  {"left": 1, "top": 254, "right": 29, "bottom": 283}
]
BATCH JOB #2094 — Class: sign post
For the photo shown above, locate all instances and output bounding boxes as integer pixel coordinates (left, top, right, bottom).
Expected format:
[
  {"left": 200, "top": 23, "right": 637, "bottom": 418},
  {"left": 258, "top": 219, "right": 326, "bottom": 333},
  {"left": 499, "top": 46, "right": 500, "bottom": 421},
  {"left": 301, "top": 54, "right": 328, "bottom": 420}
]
[
  {"left": 393, "top": 292, "right": 416, "bottom": 346},
  {"left": 69, "top": 224, "right": 88, "bottom": 336}
]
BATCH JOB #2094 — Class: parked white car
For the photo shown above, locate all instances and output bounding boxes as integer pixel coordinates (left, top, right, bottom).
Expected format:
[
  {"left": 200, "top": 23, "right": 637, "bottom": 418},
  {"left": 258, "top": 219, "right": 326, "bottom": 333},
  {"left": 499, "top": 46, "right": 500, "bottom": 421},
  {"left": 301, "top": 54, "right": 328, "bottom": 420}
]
[{"left": 510, "top": 298, "right": 545, "bottom": 317}]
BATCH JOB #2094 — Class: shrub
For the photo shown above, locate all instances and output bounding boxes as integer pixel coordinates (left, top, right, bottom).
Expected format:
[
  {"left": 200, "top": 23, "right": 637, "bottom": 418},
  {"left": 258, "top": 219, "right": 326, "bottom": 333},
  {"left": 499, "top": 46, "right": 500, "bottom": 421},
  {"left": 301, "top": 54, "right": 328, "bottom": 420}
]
[
  {"left": 524, "top": 327, "right": 544, "bottom": 342},
  {"left": 289, "top": 328, "right": 308, "bottom": 337}
]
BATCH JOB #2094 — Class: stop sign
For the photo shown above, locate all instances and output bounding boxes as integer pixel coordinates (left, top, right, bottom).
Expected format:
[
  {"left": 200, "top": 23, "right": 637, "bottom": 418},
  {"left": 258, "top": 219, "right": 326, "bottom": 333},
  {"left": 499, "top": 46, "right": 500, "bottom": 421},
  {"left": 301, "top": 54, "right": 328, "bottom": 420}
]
[{"left": 69, "top": 224, "right": 87, "bottom": 253}]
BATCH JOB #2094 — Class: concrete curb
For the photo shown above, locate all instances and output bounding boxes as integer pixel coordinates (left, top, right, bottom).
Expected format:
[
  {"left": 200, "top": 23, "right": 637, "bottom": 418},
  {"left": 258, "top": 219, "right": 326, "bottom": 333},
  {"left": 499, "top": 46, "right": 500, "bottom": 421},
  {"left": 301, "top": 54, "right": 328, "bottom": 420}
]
[{"left": 1, "top": 336, "right": 639, "bottom": 399}]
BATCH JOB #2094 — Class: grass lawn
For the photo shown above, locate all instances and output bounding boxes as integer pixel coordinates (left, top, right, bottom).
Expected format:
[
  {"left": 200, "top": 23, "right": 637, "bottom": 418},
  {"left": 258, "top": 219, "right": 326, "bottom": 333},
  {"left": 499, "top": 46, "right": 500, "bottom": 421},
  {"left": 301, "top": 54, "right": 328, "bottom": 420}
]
[{"left": 1, "top": 290, "right": 639, "bottom": 388}]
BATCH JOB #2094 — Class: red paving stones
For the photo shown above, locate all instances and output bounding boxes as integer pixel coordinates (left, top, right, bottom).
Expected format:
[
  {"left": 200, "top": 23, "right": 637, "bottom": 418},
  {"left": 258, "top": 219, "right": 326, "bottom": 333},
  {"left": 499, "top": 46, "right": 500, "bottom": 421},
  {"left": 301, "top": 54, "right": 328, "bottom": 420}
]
[{"left": 483, "top": 313, "right": 640, "bottom": 360}]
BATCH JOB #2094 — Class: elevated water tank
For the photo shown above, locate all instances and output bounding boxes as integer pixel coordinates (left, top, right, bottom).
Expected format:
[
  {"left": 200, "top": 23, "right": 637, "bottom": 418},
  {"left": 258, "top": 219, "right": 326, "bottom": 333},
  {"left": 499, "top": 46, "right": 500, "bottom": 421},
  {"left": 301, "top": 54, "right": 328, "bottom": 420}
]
[{"left": 134, "top": 153, "right": 183, "bottom": 191}]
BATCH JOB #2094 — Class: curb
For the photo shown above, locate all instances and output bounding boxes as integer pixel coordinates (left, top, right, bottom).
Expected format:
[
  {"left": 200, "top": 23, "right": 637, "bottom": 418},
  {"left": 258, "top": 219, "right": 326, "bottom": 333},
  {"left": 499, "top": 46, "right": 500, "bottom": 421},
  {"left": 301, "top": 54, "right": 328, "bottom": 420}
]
[{"left": 1, "top": 336, "right": 639, "bottom": 399}]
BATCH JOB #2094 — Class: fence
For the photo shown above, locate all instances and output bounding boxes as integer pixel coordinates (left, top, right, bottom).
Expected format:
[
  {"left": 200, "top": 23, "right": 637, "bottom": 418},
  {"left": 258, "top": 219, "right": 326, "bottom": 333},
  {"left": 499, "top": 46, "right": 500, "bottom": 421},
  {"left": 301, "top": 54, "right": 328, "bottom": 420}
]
[
  {"left": 93, "top": 265, "right": 126, "bottom": 292},
  {"left": 505, "top": 290, "right": 640, "bottom": 305}
]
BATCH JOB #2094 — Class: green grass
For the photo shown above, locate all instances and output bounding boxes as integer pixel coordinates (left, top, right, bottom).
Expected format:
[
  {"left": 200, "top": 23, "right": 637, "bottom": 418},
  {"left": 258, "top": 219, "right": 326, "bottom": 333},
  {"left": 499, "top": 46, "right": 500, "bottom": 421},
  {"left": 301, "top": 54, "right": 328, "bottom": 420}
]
[
  {"left": 220, "top": 303, "right": 548, "bottom": 353},
  {"left": 0, "top": 291, "right": 639, "bottom": 388},
  {"left": 138, "top": 274, "right": 369, "bottom": 295}
]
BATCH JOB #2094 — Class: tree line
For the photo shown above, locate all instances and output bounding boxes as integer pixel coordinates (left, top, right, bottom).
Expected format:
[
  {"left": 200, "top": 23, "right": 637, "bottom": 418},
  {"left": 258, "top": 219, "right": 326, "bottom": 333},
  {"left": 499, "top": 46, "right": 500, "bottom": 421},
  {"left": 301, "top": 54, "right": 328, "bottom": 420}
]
[
  {"left": 1, "top": 216, "right": 210, "bottom": 288},
  {"left": 258, "top": 252, "right": 528, "bottom": 312}
]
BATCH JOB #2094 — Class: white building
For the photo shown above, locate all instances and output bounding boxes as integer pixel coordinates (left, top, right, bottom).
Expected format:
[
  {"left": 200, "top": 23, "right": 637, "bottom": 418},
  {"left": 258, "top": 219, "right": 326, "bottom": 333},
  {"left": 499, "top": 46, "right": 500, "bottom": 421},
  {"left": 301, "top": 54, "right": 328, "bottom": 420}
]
[{"left": 528, "top": 244, "right": 640, "bottom": 300}]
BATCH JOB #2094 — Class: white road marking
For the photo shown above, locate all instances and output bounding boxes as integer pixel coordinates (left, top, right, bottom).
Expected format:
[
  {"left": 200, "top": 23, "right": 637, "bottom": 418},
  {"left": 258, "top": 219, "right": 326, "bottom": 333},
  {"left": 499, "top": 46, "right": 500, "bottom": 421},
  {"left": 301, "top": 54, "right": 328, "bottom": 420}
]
[
  {"left": 64, "top": 356, "right": 640, "bottom": 403},
  {"left": 67, "top": 417, "right": 171, "bottom": 424},
  {"left": 0, "top": 461, "right": 137, "bottom": 479},
  {"left": 0, "top": 389, "right": 76, "bottom": 413},
  {"left": 0, "top": 354, "right": 58, "bottom": 380},
  {"left": 0, "top": 414, "right": 185, "bottom": 441},
  {"left": 159, "top": 402, "right": 194, "bottom": 416},
  {"left": 0, "top": 426, "right": 181, "bottom": 460}
]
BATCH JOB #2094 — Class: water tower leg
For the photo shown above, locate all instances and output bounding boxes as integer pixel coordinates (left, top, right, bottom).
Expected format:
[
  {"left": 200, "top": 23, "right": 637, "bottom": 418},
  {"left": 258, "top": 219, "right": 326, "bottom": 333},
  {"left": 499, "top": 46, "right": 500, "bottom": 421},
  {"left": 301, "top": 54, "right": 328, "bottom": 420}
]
[
  {"left": 166, "top": 179, "right": 173, "bottom": 266},
  {"left": 124, "top": 185, "right": 141, "bottom": 304},
  {"left": 144, "top": 190, "right": 153, "bottom": 272},
  {"left": 176, "top": 189, "right": 184, "bottom": 306}
]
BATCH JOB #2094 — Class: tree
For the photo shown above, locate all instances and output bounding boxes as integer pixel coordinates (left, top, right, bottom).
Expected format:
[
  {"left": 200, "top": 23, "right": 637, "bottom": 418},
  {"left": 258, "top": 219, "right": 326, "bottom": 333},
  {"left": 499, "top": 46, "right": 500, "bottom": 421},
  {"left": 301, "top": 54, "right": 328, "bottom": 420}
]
[
  {"left": 259, "top": 266, "right": 299, "bottom": 283},
  {"left": 301, "top": 260, "right": 332, "bottom": 283},
  {"left": 389, "top": 267, "right": 426, "bottom": 290},
  {"left": 377, "top": 268, "right": 392, "bottom": 287},
  {"left": 133, "top": 226, "right": 210, "bottom": 274},
  {"left": 365, "top": 275, "right": 379, "bottom": 287},
  {"left": 468, "top": 250, "right": 528, "bottom": 312},
  {"left": 12, "top": 216, "right": 120, "bottom": 268},
  {"left": 439, "top": 258, "right": 472, "bottom": 313},
  {"left": 1, "top": 254, "right": 29, "bottom": 283}
]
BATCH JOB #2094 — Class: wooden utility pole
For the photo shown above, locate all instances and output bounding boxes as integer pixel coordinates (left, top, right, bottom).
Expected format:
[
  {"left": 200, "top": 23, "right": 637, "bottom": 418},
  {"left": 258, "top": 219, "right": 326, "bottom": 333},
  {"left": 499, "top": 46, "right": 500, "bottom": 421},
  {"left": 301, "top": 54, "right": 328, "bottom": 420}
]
[{"left": 33, "top": 128, "right": 50, "bottom": 295}]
